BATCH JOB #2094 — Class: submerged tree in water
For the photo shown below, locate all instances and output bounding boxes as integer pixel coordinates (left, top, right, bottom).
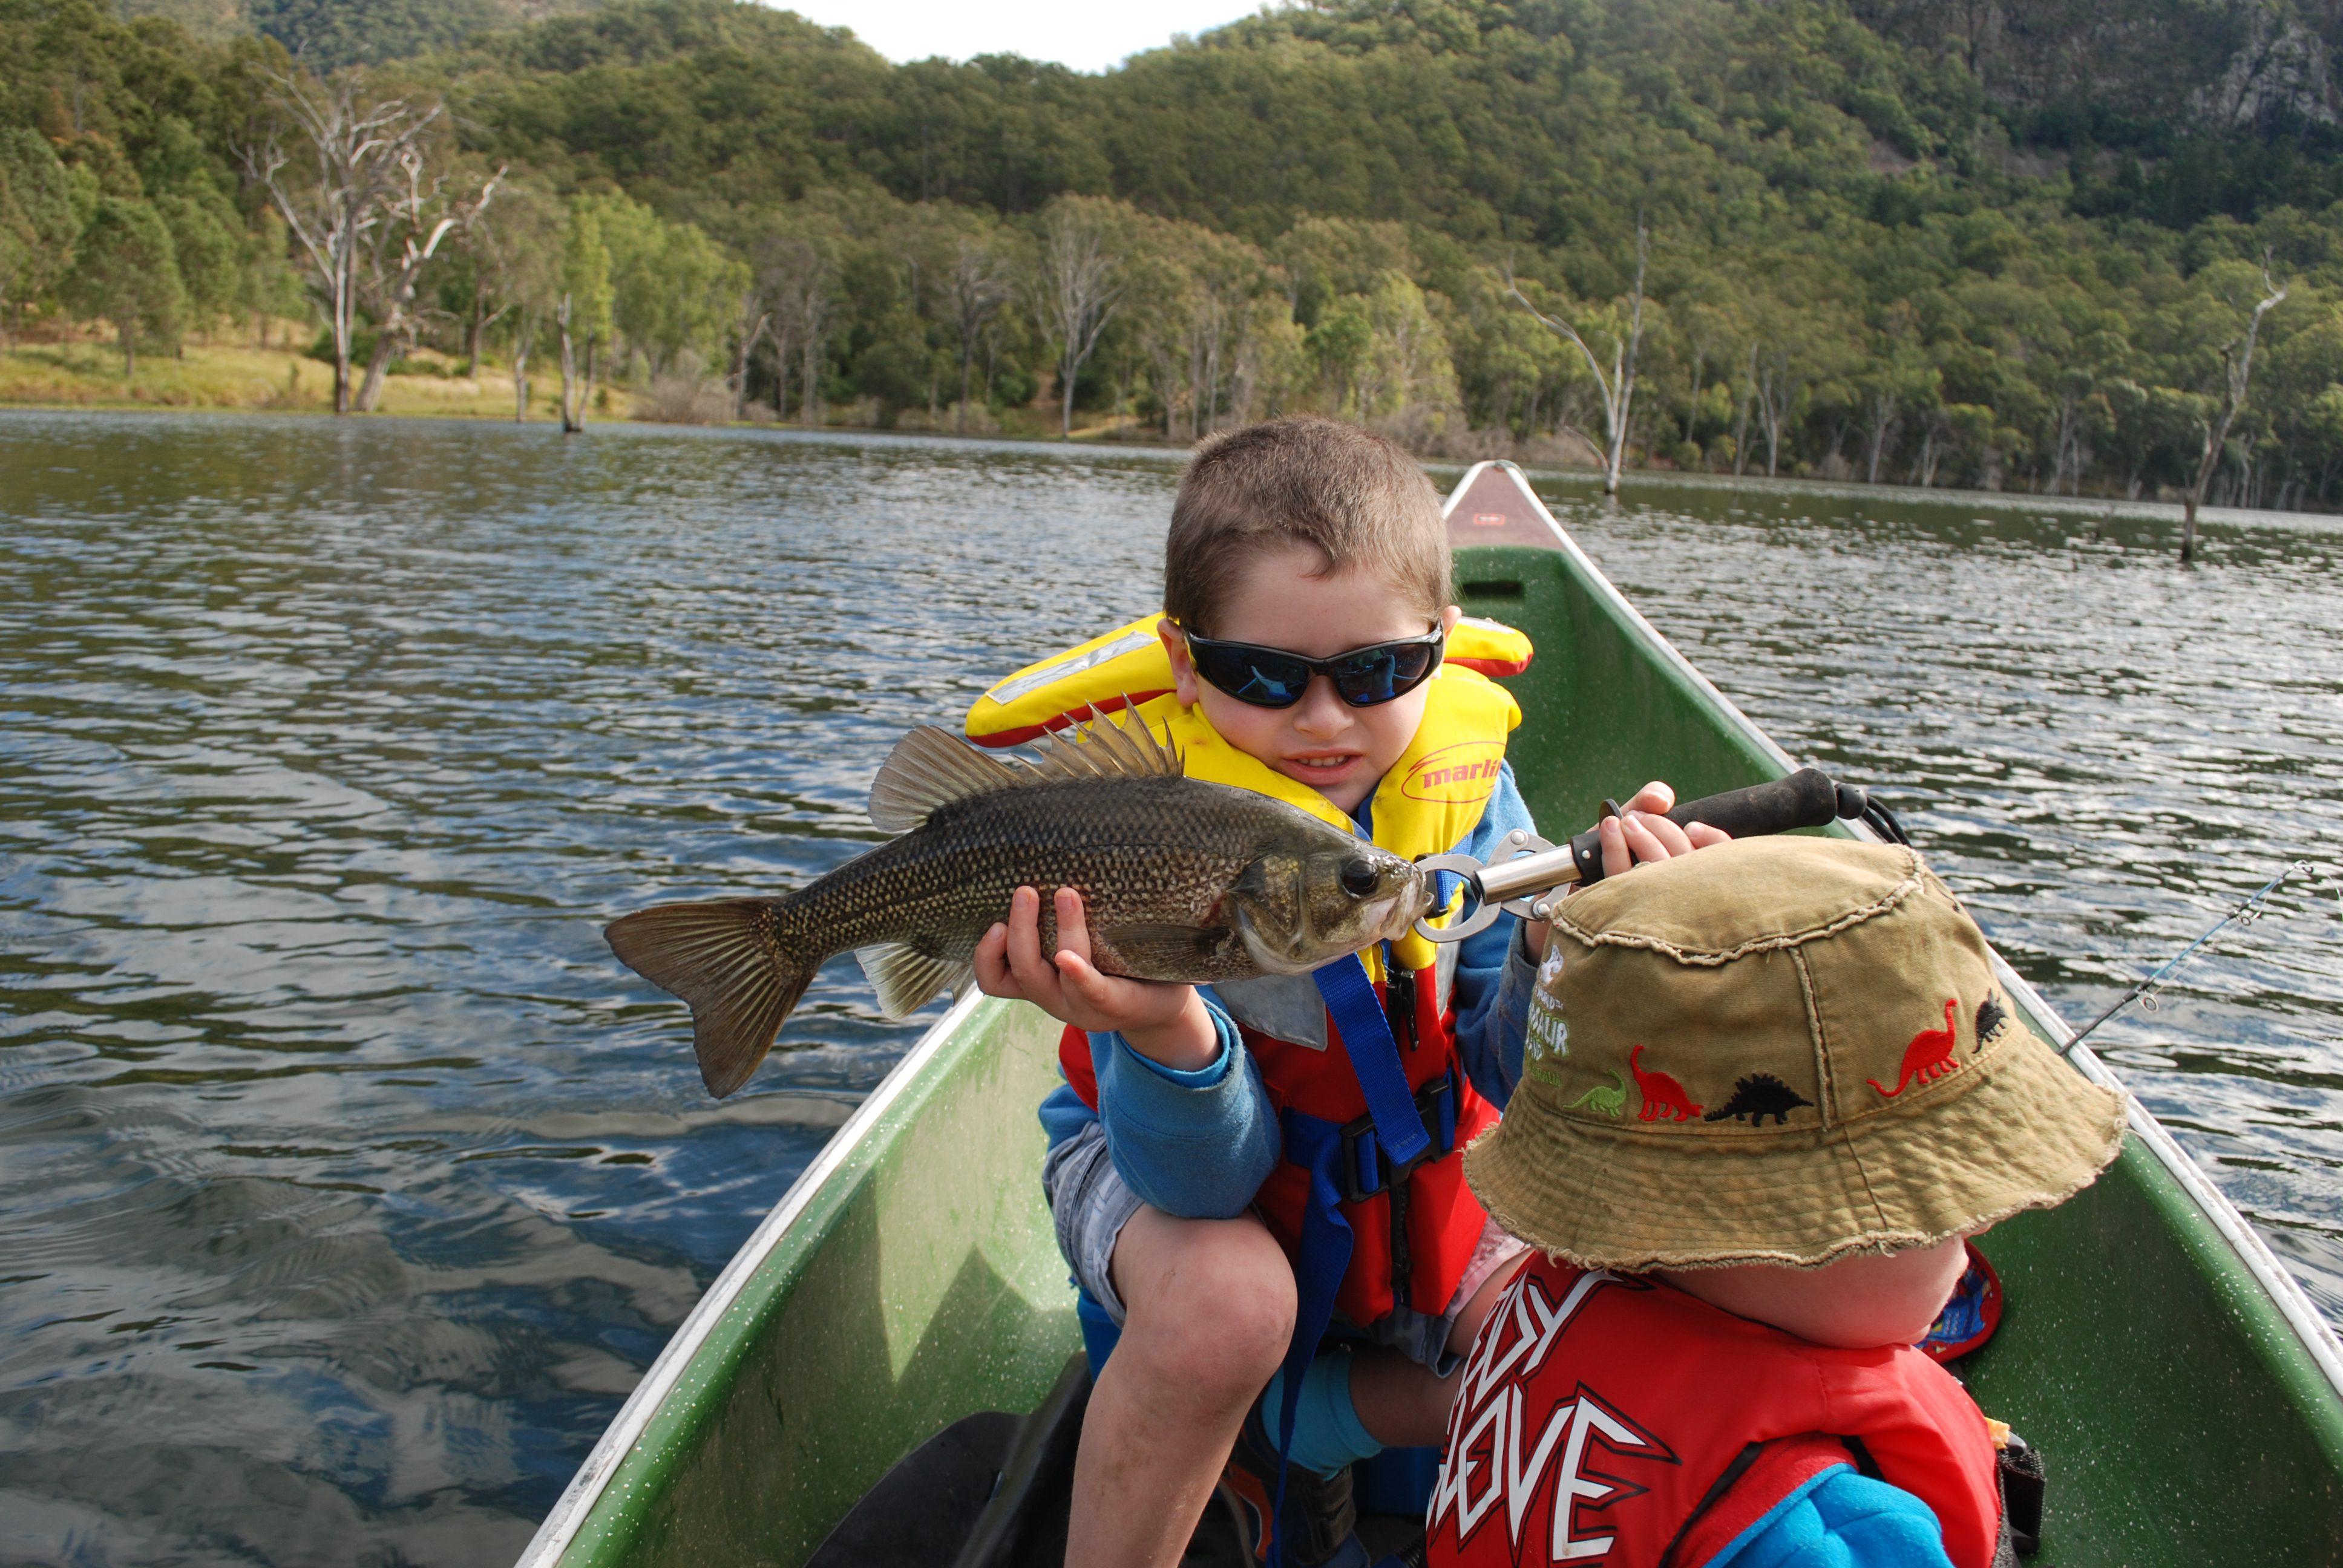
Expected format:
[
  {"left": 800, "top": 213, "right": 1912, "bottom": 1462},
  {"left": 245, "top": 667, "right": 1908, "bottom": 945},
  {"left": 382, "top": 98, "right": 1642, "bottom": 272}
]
[{"left": 2179, "top": 258, "right": 2288, "bottom": 563}]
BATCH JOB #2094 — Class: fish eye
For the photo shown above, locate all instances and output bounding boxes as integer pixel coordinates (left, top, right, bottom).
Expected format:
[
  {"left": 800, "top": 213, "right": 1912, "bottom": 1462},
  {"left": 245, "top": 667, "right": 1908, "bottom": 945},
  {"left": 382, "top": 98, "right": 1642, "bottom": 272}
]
[{"left": 1339, "top": 857, "right": 1379, "bottom": 897}]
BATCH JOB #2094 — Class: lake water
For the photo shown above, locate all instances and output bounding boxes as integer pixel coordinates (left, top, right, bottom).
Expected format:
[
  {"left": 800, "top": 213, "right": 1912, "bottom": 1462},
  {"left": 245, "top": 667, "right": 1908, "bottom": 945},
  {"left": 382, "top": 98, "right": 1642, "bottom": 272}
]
[{"left": 2, "top": 414, "right": 2338, "bottom": 1566}]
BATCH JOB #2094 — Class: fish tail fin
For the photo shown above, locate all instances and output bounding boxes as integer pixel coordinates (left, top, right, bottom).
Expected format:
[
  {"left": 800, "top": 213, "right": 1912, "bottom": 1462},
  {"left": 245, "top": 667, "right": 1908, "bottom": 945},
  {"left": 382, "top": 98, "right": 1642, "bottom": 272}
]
[{"left": 605, "top": 899, "right": 815, "bottom": 1099}]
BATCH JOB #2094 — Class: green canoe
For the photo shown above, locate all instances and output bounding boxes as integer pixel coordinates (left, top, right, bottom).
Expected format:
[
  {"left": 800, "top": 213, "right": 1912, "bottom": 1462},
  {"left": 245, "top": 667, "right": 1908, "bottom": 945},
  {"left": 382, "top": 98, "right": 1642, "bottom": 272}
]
[{"left": 519, "top": 462, "right": 2343, "bottom": 1567}]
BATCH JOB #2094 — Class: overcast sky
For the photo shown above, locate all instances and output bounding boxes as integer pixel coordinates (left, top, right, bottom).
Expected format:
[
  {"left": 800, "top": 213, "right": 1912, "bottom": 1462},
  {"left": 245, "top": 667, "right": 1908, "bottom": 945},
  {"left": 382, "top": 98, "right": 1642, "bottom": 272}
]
[{"left": 775, "top": 0, "right": 1269, "bottom": 73}]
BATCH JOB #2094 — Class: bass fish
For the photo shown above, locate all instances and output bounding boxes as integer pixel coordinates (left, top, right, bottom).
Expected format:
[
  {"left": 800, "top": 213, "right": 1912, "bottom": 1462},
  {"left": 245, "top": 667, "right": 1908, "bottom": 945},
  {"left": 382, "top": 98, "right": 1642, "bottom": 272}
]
[{"left": 606, "top": 716, "right": 1431, "bottom": 1097}]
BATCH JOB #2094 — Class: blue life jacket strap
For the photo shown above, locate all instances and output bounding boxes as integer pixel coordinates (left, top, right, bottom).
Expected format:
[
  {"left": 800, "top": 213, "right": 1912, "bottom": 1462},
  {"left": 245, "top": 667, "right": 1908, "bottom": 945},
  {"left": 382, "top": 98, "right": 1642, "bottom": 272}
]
[
  {"left": 1271, "top": 1107, "right": 1355, "bottom": 1568},
  {"left": 1312, "top": 954, "right": 1431, "bottom": 1168}
]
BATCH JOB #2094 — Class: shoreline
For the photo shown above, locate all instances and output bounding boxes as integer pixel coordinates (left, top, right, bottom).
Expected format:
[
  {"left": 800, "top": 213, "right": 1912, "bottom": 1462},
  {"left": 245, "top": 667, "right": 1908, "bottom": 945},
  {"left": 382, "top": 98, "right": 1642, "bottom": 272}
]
[{"left": 9, "top": 339, "right": 2332, "bottom": 531}]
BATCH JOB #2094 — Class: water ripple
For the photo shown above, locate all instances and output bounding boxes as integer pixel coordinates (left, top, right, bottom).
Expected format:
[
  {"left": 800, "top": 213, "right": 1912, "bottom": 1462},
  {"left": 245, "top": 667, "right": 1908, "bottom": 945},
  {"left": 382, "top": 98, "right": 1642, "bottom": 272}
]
[
  {"left": 1548, "top": 477, "right": 2343, "bottom": 1327},
  {"left": 2, "top": 418, "right": 2337, "bottom": 1564}
]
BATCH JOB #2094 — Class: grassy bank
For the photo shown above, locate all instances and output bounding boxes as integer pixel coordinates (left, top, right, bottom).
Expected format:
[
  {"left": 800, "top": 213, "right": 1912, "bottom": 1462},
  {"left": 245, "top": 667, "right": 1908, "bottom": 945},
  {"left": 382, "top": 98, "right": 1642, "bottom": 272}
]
[
  {"left": 0, "top": 337, "right": 1615, "bottom": 472},
  {"left": 0, "top": 337, "right": 1181, "bottom": 442},
  {"left": 0, "top": 338, "right": 650, "bottom": 421}
]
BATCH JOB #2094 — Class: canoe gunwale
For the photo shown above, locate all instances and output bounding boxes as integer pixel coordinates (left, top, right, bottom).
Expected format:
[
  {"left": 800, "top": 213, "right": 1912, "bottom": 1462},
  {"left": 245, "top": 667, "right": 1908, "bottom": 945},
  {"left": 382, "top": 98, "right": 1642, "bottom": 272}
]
[
  {"left": 2053, "top": 1014, "right": 2343, "bottom": 1400},
  {"left": 514, "top": 988, "right": 991, "bottom": 1568},
  {"left": 1448, "top": 459, "right": 2343, "bottom": 1405}
]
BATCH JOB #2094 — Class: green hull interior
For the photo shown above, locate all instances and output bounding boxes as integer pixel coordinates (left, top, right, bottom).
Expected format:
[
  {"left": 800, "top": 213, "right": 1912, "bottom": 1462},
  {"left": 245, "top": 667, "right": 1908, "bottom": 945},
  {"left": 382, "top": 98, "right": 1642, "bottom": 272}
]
[{"left": 536, "top": 522, "right": 2343, "bottom": 1568}]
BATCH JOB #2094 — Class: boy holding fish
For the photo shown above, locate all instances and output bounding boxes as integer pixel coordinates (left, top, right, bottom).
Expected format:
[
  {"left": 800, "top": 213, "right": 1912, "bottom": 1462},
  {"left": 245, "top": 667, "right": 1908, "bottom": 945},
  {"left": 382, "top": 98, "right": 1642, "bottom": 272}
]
[
  {"left": 969, "top": 418, "right": 1725, "bottom": 1567},
  {"left": 1426, "top": 835, "right": 2125, "bottom": 1567}
]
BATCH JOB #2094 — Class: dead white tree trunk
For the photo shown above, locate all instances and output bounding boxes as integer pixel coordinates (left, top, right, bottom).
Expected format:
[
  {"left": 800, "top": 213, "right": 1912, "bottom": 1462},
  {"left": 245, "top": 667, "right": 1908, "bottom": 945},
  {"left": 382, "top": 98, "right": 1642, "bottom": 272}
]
[
  {"left": 557, "top": 292, "right": 586, "bottom": 434},
  {"left": 240, "top": 70, "right": 440, "bottom": 414},
  {"left": 1037, "top": 203, "right": 1121, "bottom": 439},
  {"left": 1731, "top": 343, "right": 1755, "bottom": 478},
  {"left": 1751, "top": 344, "right": 1800, "bottom": 479},
  {"left": 730, "top": 291, "right": 771, "bottom": 422},
  {"left": 511, "top": 306, "right": 533, "bottom": 422},
  {"left": 948, "top": 237, "right": 1012, "bottom": 432},
  {"left": 354, "top": 157, "right": 501, "bottom": 412},
  {"left": 1507, "top": 218, "right": 1648, "bottom": 495},
  {"left": 1863, "top": 390, "right": 1899, "bottom": 483},
  {"left": 2182, "top": 261, "right": 2287, "bottom": 563}
]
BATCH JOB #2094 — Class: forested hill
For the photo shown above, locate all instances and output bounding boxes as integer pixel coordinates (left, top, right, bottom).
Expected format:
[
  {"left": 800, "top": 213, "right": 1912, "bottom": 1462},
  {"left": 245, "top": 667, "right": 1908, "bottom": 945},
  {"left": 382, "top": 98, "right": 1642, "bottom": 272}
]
[{"left": 27, "top": 0, "right": 2343, "bottom": 506}]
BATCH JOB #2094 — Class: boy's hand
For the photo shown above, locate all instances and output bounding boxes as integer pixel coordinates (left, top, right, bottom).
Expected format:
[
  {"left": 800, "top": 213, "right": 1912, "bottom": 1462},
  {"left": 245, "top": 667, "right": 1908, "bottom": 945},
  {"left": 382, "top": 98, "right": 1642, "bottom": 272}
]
[
  {"left": 974, "top": 886, "right": 1221, "bottom": 1071},
  {"left": 1594, "top": 780, "right": 1733, "bottom": 880},
  {"left": 1522, "top": 782, "right": 1732, "bottom": 956}
]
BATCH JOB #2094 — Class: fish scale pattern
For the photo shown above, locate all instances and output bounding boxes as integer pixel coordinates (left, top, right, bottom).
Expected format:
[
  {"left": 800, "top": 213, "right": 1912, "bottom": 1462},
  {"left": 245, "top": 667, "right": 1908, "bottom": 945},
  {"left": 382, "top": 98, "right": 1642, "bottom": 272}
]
[{"left": 773, "top": 776, "right": 1312, "bottom": 981}]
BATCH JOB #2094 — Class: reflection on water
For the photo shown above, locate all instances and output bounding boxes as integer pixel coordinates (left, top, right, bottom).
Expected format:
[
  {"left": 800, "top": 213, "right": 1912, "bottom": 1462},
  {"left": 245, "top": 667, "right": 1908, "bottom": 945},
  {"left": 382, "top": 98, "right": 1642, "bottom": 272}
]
[{"left": 0, "top": 416, "right": 2336, "bottom": 1564}]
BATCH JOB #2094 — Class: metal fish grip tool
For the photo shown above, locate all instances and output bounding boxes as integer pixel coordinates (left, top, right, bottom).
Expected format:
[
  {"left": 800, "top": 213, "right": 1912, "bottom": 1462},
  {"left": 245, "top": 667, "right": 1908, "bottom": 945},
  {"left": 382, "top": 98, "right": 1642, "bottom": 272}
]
[{"left": 1413, "top": 768, "right": 1888, "bottom": 942}]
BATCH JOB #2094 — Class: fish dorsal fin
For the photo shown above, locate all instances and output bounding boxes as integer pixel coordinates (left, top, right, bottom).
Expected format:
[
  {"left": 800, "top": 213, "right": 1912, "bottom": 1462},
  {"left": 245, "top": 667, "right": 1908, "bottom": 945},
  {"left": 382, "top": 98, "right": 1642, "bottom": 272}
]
[
  {"left": 1025, "top": 707, "right": 1184, "bottom": 785},
  {"left": 869, "top": 725, "right": 1027, "bottom": 832}
]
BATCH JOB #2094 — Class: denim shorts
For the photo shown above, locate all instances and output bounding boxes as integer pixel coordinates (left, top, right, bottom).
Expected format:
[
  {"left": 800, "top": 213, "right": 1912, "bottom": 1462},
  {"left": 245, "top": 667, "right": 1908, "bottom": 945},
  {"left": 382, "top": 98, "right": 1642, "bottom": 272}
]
[{"left": 1040, "top": 1119, "right": 1528, "bottom": 1375}]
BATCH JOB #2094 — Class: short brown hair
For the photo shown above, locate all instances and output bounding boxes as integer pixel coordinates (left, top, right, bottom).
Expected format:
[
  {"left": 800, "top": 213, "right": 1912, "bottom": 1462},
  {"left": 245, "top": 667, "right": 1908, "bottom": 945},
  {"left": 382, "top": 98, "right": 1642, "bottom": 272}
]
[{"left": 1164, "top": 417, "right": 1450, "bottom": 634}]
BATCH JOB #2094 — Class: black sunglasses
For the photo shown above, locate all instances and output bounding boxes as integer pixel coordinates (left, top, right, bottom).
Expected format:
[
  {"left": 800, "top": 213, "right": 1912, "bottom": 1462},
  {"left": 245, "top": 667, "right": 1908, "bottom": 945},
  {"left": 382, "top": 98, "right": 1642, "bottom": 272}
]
[{"left": 1182, "top": 627, "right": 1445, "bottom": 710}]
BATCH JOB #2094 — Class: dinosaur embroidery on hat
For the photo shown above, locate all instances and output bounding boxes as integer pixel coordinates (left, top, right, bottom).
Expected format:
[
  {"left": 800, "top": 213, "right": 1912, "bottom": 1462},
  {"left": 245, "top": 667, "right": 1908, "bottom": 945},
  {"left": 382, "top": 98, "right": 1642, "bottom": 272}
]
[
  {"left": 1630, "top": 1045, "right": 1703, "bottom": 1122},
  {"left": 1869, "top": 998, "right": 1962, "bottom": 1099},
  {"left": 1703, "top": 1073, "right": 1814, "bottom": 1125},
  {"left": 1973, "top": 991, "right": 2008, "bottom": 1051},
  {"left": 1567, "top": 1068, "right": 1628, "bottom": 1118}
]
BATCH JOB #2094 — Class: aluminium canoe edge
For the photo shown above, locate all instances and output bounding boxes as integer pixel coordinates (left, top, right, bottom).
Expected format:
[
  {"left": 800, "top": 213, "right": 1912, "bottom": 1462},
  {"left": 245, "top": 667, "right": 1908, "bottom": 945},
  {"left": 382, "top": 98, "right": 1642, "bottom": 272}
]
[{"left": 521, "top": 460, "right": 2343, "bottom": 1568}]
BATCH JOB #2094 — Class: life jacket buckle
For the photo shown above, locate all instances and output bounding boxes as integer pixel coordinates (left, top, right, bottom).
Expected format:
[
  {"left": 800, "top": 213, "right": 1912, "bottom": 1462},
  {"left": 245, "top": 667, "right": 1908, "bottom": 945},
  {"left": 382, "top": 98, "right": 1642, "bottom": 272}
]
[{"left": 1337, "top": 1068, "right": 1461, "bottom": 1204}]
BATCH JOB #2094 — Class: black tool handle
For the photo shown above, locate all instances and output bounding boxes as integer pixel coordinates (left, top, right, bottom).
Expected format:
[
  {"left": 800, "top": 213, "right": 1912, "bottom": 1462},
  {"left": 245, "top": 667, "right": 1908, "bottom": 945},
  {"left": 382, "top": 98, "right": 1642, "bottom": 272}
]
[{"left": 1567, "top": 768, "right": 1866, "bottom": 887}]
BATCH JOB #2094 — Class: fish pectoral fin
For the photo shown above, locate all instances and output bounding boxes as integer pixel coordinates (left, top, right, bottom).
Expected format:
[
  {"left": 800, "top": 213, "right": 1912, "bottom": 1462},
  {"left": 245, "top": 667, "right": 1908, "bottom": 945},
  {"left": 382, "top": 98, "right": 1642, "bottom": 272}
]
[
  {"left": 868, "top": 726, "right": 1027, "bottom": 833},
  {"left": 855, "top": 942, "right": 974, "bottom": 1020},
  {"left": 1093, "top": 923, "right": 1224, "bottom": 980},
  {"left": 606, "top": 900, "right": 812, "bottom": 1099}
]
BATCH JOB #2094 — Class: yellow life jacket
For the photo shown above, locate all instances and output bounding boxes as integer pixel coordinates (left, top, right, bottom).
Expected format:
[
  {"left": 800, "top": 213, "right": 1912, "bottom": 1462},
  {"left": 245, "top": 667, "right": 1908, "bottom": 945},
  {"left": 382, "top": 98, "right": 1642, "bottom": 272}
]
[{"left": 962, "top": 622, "right": 1530, "bottom": 975}]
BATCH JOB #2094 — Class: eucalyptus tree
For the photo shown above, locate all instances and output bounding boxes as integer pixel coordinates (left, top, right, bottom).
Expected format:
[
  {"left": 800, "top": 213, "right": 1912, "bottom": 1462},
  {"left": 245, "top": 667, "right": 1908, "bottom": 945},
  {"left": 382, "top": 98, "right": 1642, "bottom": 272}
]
[
  {"left": 557, "top": 200, "right": 612, "bottom": 433},
  {"left": 1507, "top": 219, "right": 1649, "bottom": 495},
  {"left": 2177, "top": 257, "right": 2287, "bottom": 561},
  {"left": 351, "top": 157, "right": 502, "bottom": 412},
  {"left": 241, "top": 69, "right": 453, "bottom": 413},
  {"left": 1035, "top": 197, "right": 1122, "bottom": 438},
  {"left": 61, "top": 198, "right": 186, "bottom": 376},
  {"left": 0, "top": 128, "right": 84, "bottom": 344},
  {"left": 765, "top": 232, "right": 837, "bottom": 426},
  {"left": 946, "top": 228, "right": 1014, "bottom": 431},
  {"left": 465, "top": 180, "right": 560, "bottom": 420}
]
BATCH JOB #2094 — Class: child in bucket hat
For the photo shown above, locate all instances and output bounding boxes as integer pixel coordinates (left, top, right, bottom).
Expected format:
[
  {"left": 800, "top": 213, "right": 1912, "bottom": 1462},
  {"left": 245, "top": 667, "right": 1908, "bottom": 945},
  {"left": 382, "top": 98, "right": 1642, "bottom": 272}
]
[{"left": 1426, "top": 835, "right": 2126, "bottom": 1568}]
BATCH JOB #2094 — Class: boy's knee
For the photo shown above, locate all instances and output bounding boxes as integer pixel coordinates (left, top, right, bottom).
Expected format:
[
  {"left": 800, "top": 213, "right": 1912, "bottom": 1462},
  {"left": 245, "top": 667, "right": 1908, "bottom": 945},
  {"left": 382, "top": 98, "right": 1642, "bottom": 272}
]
[{"left": 1119, "top": 1215, "right": 1296, "bottom": 1393}]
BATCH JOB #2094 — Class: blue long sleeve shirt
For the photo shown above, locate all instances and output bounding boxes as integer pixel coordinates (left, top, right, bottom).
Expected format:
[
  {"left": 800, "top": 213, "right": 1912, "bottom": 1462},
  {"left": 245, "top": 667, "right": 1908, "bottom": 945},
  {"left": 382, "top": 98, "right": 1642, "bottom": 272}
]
[{"left": 1037, "top": 764, "right": 1543, "bottom": 1220}]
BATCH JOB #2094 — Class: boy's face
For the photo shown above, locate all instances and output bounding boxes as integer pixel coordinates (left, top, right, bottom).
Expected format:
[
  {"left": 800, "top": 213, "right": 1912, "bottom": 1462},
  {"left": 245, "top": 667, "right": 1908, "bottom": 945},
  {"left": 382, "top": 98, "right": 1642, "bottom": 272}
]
[{"left": 1159, "top": 544, "right": 1461, "bottom": 814}]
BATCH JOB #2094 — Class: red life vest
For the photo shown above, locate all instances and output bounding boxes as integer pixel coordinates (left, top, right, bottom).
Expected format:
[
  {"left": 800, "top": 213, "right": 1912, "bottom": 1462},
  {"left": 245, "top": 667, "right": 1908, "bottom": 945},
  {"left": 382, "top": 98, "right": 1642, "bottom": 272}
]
[
  {"left": 1427, "top": 1255, "right": 2004, "bottom": 1568},
  {"left": 1057, "top": 969, "right": 1502, "bottom": 1328}
]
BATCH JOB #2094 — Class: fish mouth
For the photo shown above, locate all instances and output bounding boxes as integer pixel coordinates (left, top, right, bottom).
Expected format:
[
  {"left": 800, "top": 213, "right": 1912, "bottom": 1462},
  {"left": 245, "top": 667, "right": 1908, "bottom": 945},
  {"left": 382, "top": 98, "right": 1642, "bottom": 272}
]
[
  {"left": 1232, "top": 886, "right": 1427, "bottom": 976},
  {"left": 1354, "top": 892, "right": 1409, "bottom": 944}
]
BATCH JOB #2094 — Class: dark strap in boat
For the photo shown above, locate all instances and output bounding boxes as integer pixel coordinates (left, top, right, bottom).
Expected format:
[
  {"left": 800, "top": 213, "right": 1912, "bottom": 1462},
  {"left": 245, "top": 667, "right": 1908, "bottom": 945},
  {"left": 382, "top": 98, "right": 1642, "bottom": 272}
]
[
  {"left": 952, "top": 1354, "right": 1092, "bottom": 1568},
  {"left": 1999, "top": 1432, "right": 2045, "bottom": 1558}
]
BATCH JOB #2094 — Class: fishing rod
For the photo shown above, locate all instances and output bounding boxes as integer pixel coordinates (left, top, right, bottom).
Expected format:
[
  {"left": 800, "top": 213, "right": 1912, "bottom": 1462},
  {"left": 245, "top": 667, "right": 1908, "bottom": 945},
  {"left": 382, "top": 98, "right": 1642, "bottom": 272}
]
[
  {"left": 2059, "top": 860, "right": 2328, "bottom": 1055},
  {"left": 1415, "top": 765, "right": 2335, "bottom": 1063}
]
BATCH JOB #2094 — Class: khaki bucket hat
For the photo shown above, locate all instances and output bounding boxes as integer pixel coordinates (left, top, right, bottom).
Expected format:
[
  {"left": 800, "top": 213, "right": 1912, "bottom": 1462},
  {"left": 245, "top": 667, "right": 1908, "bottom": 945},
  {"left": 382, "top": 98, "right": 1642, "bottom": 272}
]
[{"left": 1467, "top": 835, "right": 2127, "bottom": 1271}]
